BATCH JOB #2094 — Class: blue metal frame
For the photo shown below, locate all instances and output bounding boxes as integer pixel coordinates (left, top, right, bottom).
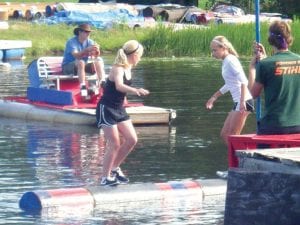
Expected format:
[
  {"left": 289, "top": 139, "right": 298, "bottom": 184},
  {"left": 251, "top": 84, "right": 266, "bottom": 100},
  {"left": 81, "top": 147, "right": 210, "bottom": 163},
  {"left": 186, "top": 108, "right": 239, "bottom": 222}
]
[{"left": 255, "top": 0, "right": 261, "bottom": 120}]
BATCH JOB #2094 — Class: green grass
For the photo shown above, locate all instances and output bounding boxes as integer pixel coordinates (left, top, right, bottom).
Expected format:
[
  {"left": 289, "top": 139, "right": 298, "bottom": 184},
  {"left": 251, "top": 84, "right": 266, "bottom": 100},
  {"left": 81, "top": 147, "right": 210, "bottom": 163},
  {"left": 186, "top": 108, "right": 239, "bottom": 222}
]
[
  {"left": 3, "top": 20, "right": 300, "bottom": 58},
  {"left": 2, "top": 22, "right": 150, "bottom": 57},
  {"left": 198, "top": 0, "right": 209, "bottom": 9},
  {"left": 2, "top": 0, "right": 300, "bottom": 58},
  {"left": 143, "top": 20, "right": 300, "bottom": 57}
]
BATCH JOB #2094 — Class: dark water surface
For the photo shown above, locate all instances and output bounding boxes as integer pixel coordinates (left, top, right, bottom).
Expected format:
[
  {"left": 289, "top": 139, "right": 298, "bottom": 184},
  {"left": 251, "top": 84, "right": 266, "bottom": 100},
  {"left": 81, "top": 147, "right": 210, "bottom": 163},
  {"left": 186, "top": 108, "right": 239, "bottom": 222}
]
[{"left": 0, "top": 57, "right": 256, "bottom": 224}]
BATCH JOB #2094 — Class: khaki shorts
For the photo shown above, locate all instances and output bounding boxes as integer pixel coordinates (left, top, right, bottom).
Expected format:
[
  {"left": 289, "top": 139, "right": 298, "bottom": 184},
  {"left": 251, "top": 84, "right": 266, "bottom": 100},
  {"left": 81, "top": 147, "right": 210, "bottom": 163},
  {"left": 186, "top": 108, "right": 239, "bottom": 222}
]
[{"left": 62, "top": 61, "right": 95, "bottom": 75}]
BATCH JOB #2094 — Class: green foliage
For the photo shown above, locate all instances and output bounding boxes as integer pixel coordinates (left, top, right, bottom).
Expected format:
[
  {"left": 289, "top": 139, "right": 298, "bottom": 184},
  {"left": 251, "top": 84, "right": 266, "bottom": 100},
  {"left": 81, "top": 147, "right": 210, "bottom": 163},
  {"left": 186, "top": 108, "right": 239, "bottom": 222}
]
[
  {"left": 2, "top": 20, "right": 300, "bottom": 58},
  {"left": 205, "top": 0, "right": 299, "bottom": 16},
  {"left": 95, "top": 24, "right": 150, "bottom": 53},
  {"left": 143, "top": 22, "right": 260, "bottom": 57},
  {"left": 199, "top": 0, "right": 210, "bottom": 9},
  {"left": 143, "top": 20, "right": 300, "bottom": 57},
  {"left": 2, "top": 22, "right": 74, "bottom": 57}
]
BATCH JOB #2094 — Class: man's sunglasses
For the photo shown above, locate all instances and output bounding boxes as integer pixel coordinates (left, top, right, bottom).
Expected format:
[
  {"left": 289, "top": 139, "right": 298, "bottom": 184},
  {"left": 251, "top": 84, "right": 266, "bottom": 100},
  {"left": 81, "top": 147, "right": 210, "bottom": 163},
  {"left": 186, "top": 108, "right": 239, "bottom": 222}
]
[{"left": 81, "top": 30, "right": 91, "bottom": 33}]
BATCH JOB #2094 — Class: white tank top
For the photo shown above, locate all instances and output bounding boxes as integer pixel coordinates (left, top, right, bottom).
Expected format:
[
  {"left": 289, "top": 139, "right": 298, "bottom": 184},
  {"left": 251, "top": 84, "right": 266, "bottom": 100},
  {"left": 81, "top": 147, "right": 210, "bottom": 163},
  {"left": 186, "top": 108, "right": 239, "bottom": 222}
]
[{"left": 219, "top": 54, "right": 252, "bottom": 102}]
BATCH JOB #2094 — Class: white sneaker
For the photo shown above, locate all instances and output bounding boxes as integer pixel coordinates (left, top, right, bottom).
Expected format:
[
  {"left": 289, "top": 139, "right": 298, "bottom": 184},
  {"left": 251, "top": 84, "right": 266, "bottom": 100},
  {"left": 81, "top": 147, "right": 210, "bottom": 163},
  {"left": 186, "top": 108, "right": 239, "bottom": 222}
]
[
  {"left": 112, "top": 167, "right": 129, "bottom": 184},
  {"left": 100, "top": 177, "right": 119, "bottom": 186},
  {"left": 80, "top": 85, "right": 88, "bottom": 97},
  {"left": 216, "top": 170, "right": 228, "bottom": 179}
]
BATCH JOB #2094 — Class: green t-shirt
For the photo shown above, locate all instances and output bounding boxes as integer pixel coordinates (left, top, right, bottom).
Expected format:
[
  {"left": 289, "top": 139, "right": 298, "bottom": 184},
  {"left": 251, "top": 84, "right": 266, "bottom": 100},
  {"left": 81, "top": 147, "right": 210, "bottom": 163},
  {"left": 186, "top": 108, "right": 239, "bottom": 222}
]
[{"left": 256, "top": 51, "right": 300, "bottom": 128}]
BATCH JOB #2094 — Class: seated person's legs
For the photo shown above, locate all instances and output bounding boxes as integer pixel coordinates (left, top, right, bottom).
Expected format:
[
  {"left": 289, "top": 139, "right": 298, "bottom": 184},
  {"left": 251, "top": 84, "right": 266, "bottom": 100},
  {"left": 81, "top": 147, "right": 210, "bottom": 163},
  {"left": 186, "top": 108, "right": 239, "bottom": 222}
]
[
  {"left": 62, "top": 61, "right": 76, "bottom": 75},
  {"left": 94, "top": 57, "right": 105, "bottom": 81},
  {"left": 76, "top": 59, "right": 86, "bottom": 86},
  {"left": 62, "top": 60, "right": 88, "bottom": 96}
]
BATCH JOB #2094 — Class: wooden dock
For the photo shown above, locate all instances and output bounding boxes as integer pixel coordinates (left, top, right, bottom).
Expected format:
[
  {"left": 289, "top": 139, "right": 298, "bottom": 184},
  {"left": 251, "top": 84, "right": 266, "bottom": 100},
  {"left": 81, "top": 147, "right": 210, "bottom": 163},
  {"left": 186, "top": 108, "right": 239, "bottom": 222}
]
[
  {"left": 0, "top": 40, "right": 32, "bottom": 61},
  {"left": 237, "top": 147, "right": 300, "bottom": 171},
  {"left": 0, "top": 40, "right": 32, "bottom": 50},
  {"left": 227, "top": 133, "right": 300, "bottom": 167},
  {"left": 225, "top": 147, "right": 300, "bottom": 225}
]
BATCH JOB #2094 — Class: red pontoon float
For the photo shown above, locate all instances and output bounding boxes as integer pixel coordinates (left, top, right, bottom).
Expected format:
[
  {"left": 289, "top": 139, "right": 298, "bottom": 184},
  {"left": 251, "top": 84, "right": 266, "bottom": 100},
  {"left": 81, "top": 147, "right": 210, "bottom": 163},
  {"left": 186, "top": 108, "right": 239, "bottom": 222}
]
[{"left": 0, "top": 57, "right": 176, "bottom": 125}]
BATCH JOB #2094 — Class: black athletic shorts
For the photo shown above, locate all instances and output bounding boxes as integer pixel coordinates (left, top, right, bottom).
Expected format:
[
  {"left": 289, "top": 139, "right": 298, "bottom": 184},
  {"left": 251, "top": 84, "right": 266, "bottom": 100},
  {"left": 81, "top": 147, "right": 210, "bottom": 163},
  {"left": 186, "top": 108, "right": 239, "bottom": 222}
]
[
  {"left": 232, "top": 99, "right": 255, "bottom": 112},
  {"left": 96, "top": 103, "right": 130, "bottom": 128}
]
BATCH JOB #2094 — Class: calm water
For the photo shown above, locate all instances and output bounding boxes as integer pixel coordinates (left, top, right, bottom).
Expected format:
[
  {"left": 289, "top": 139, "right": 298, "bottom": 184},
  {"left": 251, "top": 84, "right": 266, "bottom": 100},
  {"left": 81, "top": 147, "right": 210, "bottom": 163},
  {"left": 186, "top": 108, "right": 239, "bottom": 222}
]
[{"left": 0, "top": 57, "right": 256, "bottom": 224}]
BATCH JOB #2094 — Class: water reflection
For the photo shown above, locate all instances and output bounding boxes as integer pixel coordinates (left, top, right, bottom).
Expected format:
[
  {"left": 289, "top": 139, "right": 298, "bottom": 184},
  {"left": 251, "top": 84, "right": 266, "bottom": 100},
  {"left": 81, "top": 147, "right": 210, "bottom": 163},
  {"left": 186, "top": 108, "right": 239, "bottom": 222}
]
[
  {"left": 0, "top": 56, "right": 257, "bottom": 224},
  {"left": 0, "top": 118, "right": 224, "bottom": 225},
  {"left": 25, "top": 122, "right": 177, "bottom": 187}
]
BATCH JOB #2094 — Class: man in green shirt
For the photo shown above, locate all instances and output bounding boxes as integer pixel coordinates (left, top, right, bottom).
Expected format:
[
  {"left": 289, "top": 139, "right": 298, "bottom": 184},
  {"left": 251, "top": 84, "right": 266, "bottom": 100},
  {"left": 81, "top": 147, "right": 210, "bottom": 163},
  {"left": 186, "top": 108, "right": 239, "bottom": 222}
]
[{"left": 248, "top": 21, "right": 300, "bottom": 134}]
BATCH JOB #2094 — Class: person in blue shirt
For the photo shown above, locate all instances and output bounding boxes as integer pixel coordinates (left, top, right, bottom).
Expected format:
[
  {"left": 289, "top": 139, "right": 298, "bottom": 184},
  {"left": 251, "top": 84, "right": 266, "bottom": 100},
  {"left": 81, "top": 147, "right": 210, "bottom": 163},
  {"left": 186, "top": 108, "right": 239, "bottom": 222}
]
[{"left": 62, "top": 23, "right": 104, "bottom": 96}]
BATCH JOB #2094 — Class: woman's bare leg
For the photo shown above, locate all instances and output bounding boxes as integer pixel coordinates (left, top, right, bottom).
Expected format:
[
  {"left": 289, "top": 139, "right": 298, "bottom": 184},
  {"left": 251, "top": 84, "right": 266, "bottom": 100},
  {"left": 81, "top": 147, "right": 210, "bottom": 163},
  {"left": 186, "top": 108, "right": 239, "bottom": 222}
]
[
  {"left": 101, "top": 125, "right": 121, "bottom": 177},
  {"left": 221, "top": 111, "right": 250, "bottom": 146},
  {"left": 112, "top": 120, "right": 137, "bottom": 168}
]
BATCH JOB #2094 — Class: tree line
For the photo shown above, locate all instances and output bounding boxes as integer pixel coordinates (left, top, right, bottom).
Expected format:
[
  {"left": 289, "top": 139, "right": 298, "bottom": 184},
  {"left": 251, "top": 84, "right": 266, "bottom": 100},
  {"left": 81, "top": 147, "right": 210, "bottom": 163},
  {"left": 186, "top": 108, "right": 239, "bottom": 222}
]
[{"left": 204, "top": 0, "right": 299, "bottom": 18}]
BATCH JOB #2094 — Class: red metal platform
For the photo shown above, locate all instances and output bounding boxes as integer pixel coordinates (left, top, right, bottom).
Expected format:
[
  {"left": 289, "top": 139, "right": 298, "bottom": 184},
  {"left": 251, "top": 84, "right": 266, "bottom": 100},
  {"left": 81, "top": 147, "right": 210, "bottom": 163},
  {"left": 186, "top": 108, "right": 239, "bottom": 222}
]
[{"left": 228, "top": 133, "right": 300, "bottom": 167}]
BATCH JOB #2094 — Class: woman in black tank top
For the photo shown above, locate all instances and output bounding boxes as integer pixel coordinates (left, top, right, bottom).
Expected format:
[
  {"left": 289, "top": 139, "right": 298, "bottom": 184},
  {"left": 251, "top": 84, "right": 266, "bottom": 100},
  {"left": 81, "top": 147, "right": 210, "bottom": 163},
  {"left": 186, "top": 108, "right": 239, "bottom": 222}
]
[
  {"left": 96, "top": 40, "right": 150, "bottom": 186},
  {"left": 99, "top": 73, "right": 132, "bottom": 108}
]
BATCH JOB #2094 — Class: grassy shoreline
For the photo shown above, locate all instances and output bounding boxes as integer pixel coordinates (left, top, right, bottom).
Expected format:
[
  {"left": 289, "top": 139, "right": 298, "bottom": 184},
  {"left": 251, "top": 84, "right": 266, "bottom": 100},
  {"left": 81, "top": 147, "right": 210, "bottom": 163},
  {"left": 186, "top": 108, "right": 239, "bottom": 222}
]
[{"left": 2, "top": 20, "right": 300, "bottom": 58}]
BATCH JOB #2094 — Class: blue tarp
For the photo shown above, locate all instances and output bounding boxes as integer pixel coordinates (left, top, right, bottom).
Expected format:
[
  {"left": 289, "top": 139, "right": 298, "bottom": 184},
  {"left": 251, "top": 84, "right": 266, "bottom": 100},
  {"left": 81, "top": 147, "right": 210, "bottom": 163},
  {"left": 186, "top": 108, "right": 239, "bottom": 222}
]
[{"left": 38, "top": 8, "right": 145, "bottom": 29}]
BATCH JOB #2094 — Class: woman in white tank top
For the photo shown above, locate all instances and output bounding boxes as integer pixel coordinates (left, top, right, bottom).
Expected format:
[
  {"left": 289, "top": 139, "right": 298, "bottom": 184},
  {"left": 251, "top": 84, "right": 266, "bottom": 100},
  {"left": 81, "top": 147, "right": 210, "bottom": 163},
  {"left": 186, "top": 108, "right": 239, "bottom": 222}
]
[{"left": 206, "top": 36, "right": 254, "bottom": 147}]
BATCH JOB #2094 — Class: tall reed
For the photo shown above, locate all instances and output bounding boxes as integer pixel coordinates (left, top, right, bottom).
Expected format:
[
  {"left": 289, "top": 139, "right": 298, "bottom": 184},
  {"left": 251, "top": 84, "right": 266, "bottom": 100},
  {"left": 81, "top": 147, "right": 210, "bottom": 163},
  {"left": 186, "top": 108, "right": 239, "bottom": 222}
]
[
  {"left": 2, "top": 20, "right": 300, "bottom": 58},
  {"left": 145, "top": 20, "right": 300, "bottom": 57}
]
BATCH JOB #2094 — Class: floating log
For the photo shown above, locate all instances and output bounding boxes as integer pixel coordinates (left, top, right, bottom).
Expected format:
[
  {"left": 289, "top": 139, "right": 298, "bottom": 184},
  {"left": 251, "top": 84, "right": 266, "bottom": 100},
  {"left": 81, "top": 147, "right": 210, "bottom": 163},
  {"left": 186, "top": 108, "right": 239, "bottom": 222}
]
[{"left": 19, "top": 179, "right": 227, "bottom": 213}]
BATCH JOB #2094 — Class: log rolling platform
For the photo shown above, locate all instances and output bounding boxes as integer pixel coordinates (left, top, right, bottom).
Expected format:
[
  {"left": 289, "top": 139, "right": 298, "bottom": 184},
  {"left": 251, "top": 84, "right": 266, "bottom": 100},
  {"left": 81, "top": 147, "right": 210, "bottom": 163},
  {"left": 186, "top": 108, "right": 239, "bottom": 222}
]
[
  {"left": 225, "top": 133, "right": 300, "bottom": 225},
  {"left": 19, "top": 179, "right": 227, "bottom": 215},
  {"left": 228, "top": 133, "right": 300, "bottom": 167}
]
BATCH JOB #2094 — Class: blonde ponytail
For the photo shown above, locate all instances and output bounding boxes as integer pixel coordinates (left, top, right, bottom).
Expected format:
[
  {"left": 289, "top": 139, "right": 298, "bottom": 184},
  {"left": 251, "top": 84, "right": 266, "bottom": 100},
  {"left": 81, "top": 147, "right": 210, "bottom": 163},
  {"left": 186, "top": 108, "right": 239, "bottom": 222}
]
[
  {"left": 212, "top": 36, "right": 239, "bottom": 57},
  {"left": 114, "top": 48, "right": 129, "bottom": 67},
  {"left": 114, "top": 40, "right": 143, "bottom": 68}
]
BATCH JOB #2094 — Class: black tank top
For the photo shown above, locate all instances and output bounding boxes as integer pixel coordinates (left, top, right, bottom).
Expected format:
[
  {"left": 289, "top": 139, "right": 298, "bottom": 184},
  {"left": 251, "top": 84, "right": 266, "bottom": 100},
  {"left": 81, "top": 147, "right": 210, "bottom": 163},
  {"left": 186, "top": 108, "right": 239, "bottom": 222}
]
[{"left": 100, "top": 73, "right": 132, "bottom": 108}]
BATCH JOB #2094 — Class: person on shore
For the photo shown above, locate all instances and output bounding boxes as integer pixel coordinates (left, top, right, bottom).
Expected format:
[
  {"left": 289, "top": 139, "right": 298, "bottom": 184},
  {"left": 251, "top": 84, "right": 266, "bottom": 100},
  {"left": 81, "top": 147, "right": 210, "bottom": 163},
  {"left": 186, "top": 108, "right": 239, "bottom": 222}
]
[
  {"left": 248, "top": 20, "right": 300, "bottom": 135},
  {"left": 206, "top": 35, "right": 254, "bottom": 147},
  {"left": 62, "top": 23, "right": 105, "bottom": 97},
  {"left": 96, "top": 40, "right": 149, "bottom": 186}
]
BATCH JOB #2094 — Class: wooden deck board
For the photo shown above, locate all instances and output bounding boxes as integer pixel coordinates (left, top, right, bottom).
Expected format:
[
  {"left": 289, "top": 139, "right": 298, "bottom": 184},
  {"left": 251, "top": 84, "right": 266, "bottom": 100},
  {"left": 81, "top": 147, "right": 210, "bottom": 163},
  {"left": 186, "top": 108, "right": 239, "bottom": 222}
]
[
  {"left": 0, "top": 40, "right": 32, "bottom": 49},
  {"left": 66, "top": 106, "right": 174, "bottom": 125},
  {"left": 236, "top": 147, "right": 300, "bottom": 167}
]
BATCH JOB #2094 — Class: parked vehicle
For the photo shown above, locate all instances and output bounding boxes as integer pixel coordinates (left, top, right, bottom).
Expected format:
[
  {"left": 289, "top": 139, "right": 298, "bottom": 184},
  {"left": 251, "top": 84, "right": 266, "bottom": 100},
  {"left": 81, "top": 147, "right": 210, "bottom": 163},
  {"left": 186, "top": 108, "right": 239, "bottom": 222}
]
[{"left": 187, "top": 3, "right": 292, "bottom": 25}]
